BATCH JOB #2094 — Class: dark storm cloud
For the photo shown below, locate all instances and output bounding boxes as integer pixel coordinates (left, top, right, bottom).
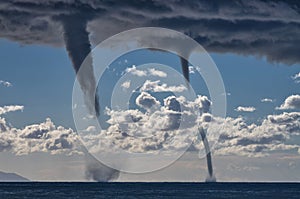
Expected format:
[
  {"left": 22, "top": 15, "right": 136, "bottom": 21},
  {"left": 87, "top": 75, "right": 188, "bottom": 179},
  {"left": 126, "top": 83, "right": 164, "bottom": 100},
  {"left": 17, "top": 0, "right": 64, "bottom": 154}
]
[{"left": 0, "top": 0, "right": 299, "bottom": 64}]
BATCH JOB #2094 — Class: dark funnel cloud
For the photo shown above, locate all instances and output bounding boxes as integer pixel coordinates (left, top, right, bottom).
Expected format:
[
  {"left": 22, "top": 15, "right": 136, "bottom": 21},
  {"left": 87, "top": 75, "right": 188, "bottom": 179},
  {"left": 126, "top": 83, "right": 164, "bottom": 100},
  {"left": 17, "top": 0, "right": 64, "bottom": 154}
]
[
  {"left": 198, "top": 127, "right": 216, "bottom": 182},
  {"left": 163, "top": 97, "right": 216, "bottom": 182},
  {"left": 180, "top": 57, "right": 190, "bottom": 84},
  {"left": 57, "top": 14, "right": 100, "bottom": 116}
]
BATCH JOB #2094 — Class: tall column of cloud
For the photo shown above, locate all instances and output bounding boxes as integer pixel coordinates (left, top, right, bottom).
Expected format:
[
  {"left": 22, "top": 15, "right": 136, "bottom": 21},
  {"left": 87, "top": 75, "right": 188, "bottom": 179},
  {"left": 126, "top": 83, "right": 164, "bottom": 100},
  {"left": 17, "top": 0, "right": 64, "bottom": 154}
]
[
  {"left": 55, "top": 12, "right": 120, "bottom": 177},
  {"left": 198, "top": 127, "right": 216, "bottom": 182},
  {"left": 56, "top": 15, "right": 100, "bottom": 116},
  {"left": 54, "top": 11, "right": 117, "bottom": 181}
]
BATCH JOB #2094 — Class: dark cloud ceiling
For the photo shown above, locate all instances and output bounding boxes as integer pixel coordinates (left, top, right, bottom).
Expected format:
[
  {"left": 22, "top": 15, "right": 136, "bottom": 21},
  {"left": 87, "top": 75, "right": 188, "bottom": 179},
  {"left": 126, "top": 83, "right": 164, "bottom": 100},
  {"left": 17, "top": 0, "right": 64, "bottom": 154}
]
[{"left": 0, "top": 0, "right": 299, "bottom": 65}]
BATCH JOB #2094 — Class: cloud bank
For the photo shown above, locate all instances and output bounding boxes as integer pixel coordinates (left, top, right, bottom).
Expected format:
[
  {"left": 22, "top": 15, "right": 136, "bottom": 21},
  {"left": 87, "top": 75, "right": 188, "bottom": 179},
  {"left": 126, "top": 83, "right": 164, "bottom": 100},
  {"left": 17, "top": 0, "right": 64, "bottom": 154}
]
[
  {"left": 83, "top": 92, "right": 211, "bottom": 154},
  {"left": 0, "top": 116, "right": 81, "bottom": 155},
  {"left": 215, "top": 112, "right": 300, "bottom": 157},
  {"left": 1, "top": 91, "right": 300, "bottom": 164},
  {"left": 0, "top": 0, "right": 299, "bottom": 65},
  {"left": 80, "top": 90, "right": 300, "bottom": 158},
  {"left": 0, "top": 104, "right": 119, "bottom": 181},
  {"left": 0, "top": 101, "right": 80, "bottom": 156}
]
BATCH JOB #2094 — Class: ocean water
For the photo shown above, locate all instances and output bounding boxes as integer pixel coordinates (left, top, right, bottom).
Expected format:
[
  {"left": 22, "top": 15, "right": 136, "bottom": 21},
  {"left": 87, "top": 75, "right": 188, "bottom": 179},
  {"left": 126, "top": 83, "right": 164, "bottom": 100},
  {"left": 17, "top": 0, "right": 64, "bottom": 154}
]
[{"left": 1, "top": 182, "right": 300, "bottom": 198}]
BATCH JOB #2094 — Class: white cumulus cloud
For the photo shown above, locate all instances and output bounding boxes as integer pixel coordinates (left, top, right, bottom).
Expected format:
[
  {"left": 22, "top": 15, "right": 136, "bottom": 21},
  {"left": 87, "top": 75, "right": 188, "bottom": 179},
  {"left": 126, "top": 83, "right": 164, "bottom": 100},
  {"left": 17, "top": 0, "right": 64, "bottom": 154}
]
[
  {"left": 0, "top": 80, "right": 12, "bottom": 87},
  {"left": 121, "top": 80, "right": 131, "bottom": 90},
  {"left": 261, "top": 98, "right": 274, "bottom": 103},
  {"left": 292, "top": 72, "right": 300, "bottom": 79},
  {"left": 292, "top": 72, "right": 300, "bottom": 83},
  {"left": 188, "top": 66, "right": 196, "bottom": 74},
  {"left": 235, "top": 106, "right": 256, "bottom": 112},
  {"left": 276, "top": 94, "right": 300, "bottom": 110},
  {"left": 125, "top": 65, "right": 147, "bottom": 77},
  {"left": 0, "top": 105, "right": 24, "bottom": 115},
  {"left": 81, "top": 92, "right": 300, "bottom": 158},
  {"left": 0, "top": 104, "right": 82, "bottom": 156},
  {"left": 211, "top": 111, "right": 300, "bottom": 157},
  {"left": 125, "top": 65, "right": 167, "bottom": 78},
  {"left": 83, "top": 93, "right": 212, "bottom": 154},
  {"left": 136, "top": 92, "right": 160, "bottom": 111},
  {"left": 148, "top": 68, "right": 167, "bottom": 77},
  {"left": 1, "top": 96, "right": 300, "bottom": 159},
  {"left": 140, "top": 80, "right": 187, "bottom": 93}
]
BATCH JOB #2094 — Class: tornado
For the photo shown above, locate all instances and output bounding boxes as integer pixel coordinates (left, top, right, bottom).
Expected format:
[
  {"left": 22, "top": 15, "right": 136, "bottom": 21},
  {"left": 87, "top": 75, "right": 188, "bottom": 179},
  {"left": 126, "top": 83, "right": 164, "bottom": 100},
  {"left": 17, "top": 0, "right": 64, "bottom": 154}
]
[
  {"left": 198, "top": 127, "right": 216, "bottom": 182},
  {"left": 59, "top": 15, "right": 100, "bottom": 117},
  {"left": 58, "top": 15, "right": 119, "bottom": 181},
  {"left": 148, "top": 48, "right": 190, "bottom": 84},
  {"left": 85, "top": 152, "right": 120, "bottom": 182},
  {"left": 180, "top": 57, "right": 189, "bottom": 83}
]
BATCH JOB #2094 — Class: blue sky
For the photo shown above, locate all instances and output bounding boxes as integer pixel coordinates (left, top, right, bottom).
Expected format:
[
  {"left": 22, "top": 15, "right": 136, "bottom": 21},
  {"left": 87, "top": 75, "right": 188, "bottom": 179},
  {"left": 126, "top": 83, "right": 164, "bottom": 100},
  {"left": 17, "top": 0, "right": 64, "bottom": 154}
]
[
  {"left": 213, "top": 53, "right": 300, "bottom": 123},
  {"left": 1, "top": 38, "right": 299, "bottom": 129},
  {"left": 1, "top": 37, "right": 300, "bottom": 182},
  {"left": 0, "top": 39, "right": 75, "bottom": 128}
]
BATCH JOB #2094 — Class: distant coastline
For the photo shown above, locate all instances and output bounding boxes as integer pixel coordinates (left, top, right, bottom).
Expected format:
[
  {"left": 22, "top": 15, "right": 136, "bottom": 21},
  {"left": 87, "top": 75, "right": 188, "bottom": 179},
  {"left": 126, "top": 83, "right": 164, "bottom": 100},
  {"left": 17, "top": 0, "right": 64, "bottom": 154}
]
[{"left": 0, "top": 171, "right": 30, "bottom": 182}]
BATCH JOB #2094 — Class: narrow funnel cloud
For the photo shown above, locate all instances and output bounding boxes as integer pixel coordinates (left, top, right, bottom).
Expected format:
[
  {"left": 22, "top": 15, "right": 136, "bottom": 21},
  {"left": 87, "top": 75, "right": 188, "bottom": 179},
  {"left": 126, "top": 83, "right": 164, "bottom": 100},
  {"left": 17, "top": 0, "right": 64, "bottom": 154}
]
[
  {"left": 198, "top": 127, "right": 216, "bottom": 182},
  {"left": 148, "top": 48, "right": 191, "bottom": 84},
  {"left": 60, "top": 15, "right": 119, "bottom": 181},
  {"left": 60, "top": 15, "right": 100, "bottom": 116},
  {"left": 180, "top": 57, "right": 189, "bottom": 83}
]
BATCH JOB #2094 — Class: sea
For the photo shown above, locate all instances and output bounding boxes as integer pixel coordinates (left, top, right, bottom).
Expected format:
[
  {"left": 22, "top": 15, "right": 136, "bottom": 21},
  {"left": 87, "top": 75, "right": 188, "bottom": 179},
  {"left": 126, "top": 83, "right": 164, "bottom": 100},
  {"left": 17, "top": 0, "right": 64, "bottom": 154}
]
[{"left": 1, "top": 182, "right": 300, "bottom": 198}]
